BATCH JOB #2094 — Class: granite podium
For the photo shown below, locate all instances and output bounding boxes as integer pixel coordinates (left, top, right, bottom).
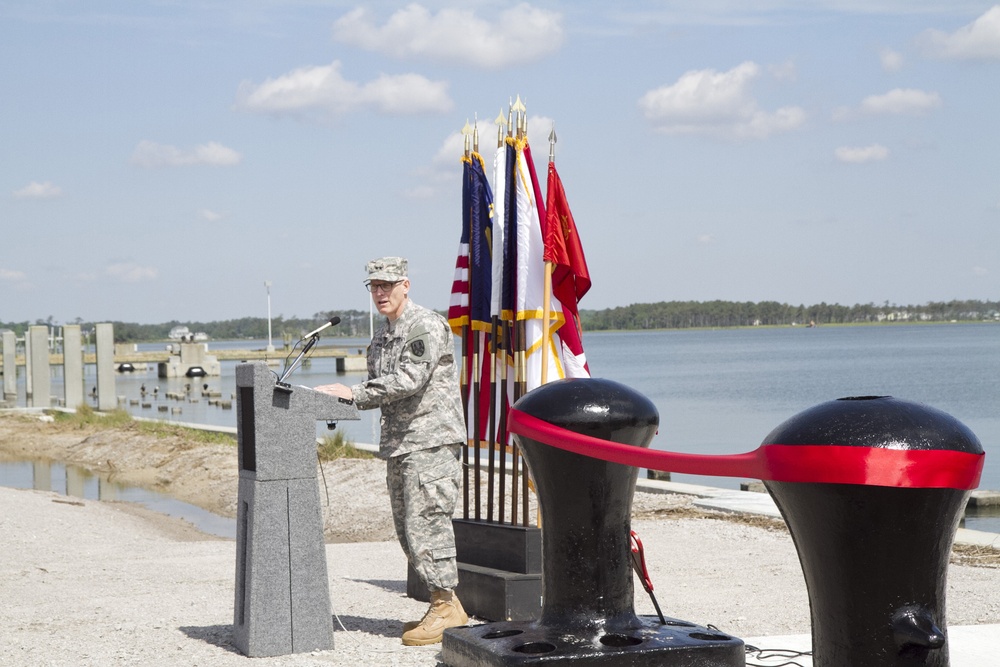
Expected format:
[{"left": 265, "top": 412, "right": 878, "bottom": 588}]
[{"left": 233, "top": 361, "right": 359, "bottom": 658}]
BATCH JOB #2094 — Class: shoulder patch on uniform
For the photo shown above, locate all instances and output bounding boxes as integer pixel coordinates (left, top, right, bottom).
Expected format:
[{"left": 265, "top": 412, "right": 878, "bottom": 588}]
[{"left": 406, "top": 325, "right": 431, "bottom": 360}]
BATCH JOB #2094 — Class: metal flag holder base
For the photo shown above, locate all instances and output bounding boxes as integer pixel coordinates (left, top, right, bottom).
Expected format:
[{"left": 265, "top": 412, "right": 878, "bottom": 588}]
[{"left": 443, "top": 615, "right": 742, "bottom": 667}]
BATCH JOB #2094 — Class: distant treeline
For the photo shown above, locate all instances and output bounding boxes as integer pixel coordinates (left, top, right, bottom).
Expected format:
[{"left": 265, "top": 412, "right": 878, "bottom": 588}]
[
  {"left": 3, "top": 300, "right": 998, "bottom": 342},
  {"left": 578, "top": 299, "right": 1000, "bottom": 330},
  {"left": 0, "top": 310, "right": 372, "bottom": 343}
]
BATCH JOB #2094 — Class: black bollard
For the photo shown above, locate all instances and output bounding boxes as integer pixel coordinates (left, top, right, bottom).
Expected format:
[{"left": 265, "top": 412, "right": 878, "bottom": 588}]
[
  {"left": 442, "top": 377, "right": 745, "bottom": 667},
  {"left": 763, "top": 396, "right": 984, "bottom": 667}
]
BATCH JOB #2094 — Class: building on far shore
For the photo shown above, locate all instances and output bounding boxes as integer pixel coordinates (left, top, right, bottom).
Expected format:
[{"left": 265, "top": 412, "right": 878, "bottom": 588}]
[{"left": 168, "top": 326, "right": 208, "bottom": 342}]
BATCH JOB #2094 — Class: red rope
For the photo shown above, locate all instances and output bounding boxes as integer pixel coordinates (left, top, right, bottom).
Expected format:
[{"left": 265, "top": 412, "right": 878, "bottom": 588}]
[{"left": 508, "top": 408, "right": 984, "bottom": 490}]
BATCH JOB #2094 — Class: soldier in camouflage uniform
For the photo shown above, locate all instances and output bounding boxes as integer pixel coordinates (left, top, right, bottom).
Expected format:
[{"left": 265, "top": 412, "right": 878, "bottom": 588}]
[{"left": 315, "top": 256, "right": 468, "bottom": 646}]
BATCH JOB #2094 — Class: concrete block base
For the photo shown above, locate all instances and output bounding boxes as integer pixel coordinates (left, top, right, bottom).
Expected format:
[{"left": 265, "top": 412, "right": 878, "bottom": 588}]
[
  {"left": 233, "top": 476, "right": 333, "bottom": 657},
  {"left": 409, "top": 519, "right": 543, "bottom": 622}
]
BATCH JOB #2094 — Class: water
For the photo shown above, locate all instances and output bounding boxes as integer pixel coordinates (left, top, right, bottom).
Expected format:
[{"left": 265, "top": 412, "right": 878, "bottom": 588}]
[
  {"left": 4, "top": 324, "right": 999, "bottom": 532},
  {"left": 0, "top": 459, "right": 235, "bottom": 538},
  {"left": 586, "top": 323, "right": 1000, "bottom": 534},
  {"left": 19, "top": 337, "right": 381, "bottom": 446},
  {"left": 585, "top": 324, "right": 999, "bottom": 488}
]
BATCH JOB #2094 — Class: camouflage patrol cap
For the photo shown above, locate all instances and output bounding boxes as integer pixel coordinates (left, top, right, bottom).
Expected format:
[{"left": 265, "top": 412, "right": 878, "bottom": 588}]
[{"left": 364, "top": 256, "right": 408, "bottom": 283}]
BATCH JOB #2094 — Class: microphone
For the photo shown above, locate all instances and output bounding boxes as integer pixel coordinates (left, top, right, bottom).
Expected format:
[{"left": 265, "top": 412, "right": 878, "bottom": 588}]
[{"left": 302, "top": 316, "right": 341, "bottom": 339}]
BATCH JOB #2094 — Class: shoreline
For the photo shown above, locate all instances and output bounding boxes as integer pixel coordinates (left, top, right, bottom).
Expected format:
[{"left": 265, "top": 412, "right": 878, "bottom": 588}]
[{"left": 3, "top": 408, "right": 1000, "bottom": 548}]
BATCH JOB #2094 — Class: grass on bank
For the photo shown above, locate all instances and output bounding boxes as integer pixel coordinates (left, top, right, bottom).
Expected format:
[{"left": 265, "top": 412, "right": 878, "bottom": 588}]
[
  {"left": 50, "top": 404, "right": 236, "bottom": 446},
  {"left": 49, "top": 404, "right": 372, "bottom": 459},
  {"left": 318, "top": 429, "right": 374, "bottom": 461}
]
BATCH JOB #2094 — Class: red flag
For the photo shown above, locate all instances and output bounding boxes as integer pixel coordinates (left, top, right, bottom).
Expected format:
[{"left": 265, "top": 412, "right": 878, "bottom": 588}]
[
  {"left": 545, "top": 161, "right": 590, "bottom": 375},
  {"left": 545, "top": 162, "right": 591, "bottom": 306}
]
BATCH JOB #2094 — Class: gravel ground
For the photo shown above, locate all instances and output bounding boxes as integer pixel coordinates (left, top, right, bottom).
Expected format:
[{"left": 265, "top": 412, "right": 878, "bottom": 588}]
[
  {"left": 0, "top": 411, "right": 998, "bottom": 666},
  {"left": 3, "top": 486, "right": 999, "bottom": 667}
]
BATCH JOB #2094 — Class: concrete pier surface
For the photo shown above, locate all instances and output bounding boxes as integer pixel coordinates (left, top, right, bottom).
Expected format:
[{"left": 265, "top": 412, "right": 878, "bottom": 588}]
[
  {"left": 0, "top": 343, "right": 366, "bottom": 369},
  {"left": 1, "top": 478, "right": 997, "bottom": 667},
  {"left": 637, "top": 477, "right": 1000, "bottom": 551}
]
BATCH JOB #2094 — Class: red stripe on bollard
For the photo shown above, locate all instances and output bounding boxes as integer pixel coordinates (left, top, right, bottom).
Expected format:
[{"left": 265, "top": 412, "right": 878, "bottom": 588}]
[{"left": 507, "top": 407, "right": 984, "bottom": 490}]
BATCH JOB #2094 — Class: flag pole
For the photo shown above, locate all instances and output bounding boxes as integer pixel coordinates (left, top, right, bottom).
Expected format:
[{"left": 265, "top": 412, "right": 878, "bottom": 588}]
[
  {"left": 487, "top": 109, "right": 506, "bottom": 524},
  {"left": 508, "top": 96, "right": 521, "bottom": 525},
  {"left": 459, "top": 327, "right": 470, "bottom": 520},
  {"left": 511, "top": 97, "right": 526, "bottom": 525},
  {"left": 460, "top": 123, "right": 473, "bottom": 520},
  {"left": 470, "top": 120, "right": 483, "bottom": 521},
  {"left": 497, "top": 106, "right": 514, "bottom": 524},
  {"left": 487, "top": 316, "right": 498, "bottom": 522},
  {"left": 541, "top": 126, "right": 557, "bottom": 386}
]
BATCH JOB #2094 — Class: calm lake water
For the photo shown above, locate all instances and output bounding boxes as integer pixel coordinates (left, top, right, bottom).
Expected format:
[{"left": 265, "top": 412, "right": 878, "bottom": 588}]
[
  {"left": 5, "top": 322, "right": 999, "bottom": 532},
  {"left": 588, "top": 323, "right": 1000, "bottom": 492}
]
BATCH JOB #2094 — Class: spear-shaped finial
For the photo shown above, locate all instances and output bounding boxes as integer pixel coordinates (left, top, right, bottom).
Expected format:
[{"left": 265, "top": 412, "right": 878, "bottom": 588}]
[
  {"left": 473, "top": 112, "right": 480, "bottom": 153},
  {"left": 548, "top": 124, "right": 557, "bottom": 163},
  {"left": 462, "top": 119, "right": 472, "bottom": 157},
  {"left": 494, "top": 108, "right": 506, "bottom": 147},
  {"left": 513, "top": 95, "right": 526, "bottom": 138},
  {"left": 506, "top": 98, "right": 514, "bottom": 139}
]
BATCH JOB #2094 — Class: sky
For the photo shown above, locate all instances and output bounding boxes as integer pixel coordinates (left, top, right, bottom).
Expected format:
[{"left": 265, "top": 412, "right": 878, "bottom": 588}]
[{"left": 2, "top": 1, "right": 999, "bottom": 325}]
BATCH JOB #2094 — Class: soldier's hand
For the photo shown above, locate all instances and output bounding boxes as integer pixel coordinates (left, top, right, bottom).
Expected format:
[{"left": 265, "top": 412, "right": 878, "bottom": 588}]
[{"left": 315, "top": 383, "right": 353, "bottom": 400}]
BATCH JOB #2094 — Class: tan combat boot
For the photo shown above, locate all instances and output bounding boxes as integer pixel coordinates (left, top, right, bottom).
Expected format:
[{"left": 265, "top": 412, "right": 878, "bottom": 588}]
[{"left": 401, "top": 589, "right": 469, "bottom": 646}]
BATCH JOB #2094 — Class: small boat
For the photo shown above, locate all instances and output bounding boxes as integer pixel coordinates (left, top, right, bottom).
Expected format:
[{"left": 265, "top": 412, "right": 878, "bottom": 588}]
[
  {"left": 186, "top": 366, "right": 207, "bottom": 377},
  {"left": 117, "top": 363, "right": 136, "bottom": 373}
]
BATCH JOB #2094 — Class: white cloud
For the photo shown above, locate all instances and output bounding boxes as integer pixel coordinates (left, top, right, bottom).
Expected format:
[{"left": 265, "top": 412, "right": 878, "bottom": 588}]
[
  {"left": 364, "top": 72, "right": 452, "bottom": 114},
  {"left": 832, "top": 88, "right": 940, "bottom": 121},
  {"left": 131, "top": 141, "right": 242, "bottom": 168},
  {"left": 413, "top": 112, "right": 553, "bottom": 200},
  {"left": 198, "top": 209, "right": 225, "bottom": 222},
  {"left": 768, "top": 59, "right": 797, "bottom": 82},
  {"left": 525, "top": 114, "right": 555, "bottom": 146},
  {"left": 879, "top": 48, "right": 904, "bottom": 71},
  {"left": 105, "top": 262, "right": 158, "bottom": 283},
  {"left": 638, "top": 61, "right": 806, "bottom": 139},
  {"left": 918, "top": 5, "right": 1000, "bottom": 61},
  {"left": 12, "top": 181, "right": 63, "bottom": 199},
  {"left": 835, "top": 144, "right": 890, "bottom": 163},
  {"left": 0, "top": 268, "right": 27, "bottom": 282},
  {"left": 861, "top": 88, "right": 942, "bottom": 115},
  {"left": 430, "top": 112, "right": 553, "bottom": 171},
  {"left": 973, "top": 266, "right": 989, "bottom": 276},
  {"left": 410, "top": 128, "right": 475, "bottom": 200},
  {"left": 697, "top": 234, "right": 716, "bottom": 244},
  {"left": 235, "top": 61, "right": 452, "bottom": 119},
  {"left": 332, "top": 3, "right": 563, "bottom": 68},
  {"left": 433, "top": 131, "right": 468, "bottom": 166}
]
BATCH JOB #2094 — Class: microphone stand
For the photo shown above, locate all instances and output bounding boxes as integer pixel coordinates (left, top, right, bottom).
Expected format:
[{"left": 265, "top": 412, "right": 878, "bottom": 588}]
[{"left": 275, "top": 335, "right": 319, "bottom": 392}]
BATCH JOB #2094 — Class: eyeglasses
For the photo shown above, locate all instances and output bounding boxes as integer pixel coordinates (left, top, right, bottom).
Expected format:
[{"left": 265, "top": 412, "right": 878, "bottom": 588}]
[{"left": 366, "top": 280, "right": 400, "bottom": 294}]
